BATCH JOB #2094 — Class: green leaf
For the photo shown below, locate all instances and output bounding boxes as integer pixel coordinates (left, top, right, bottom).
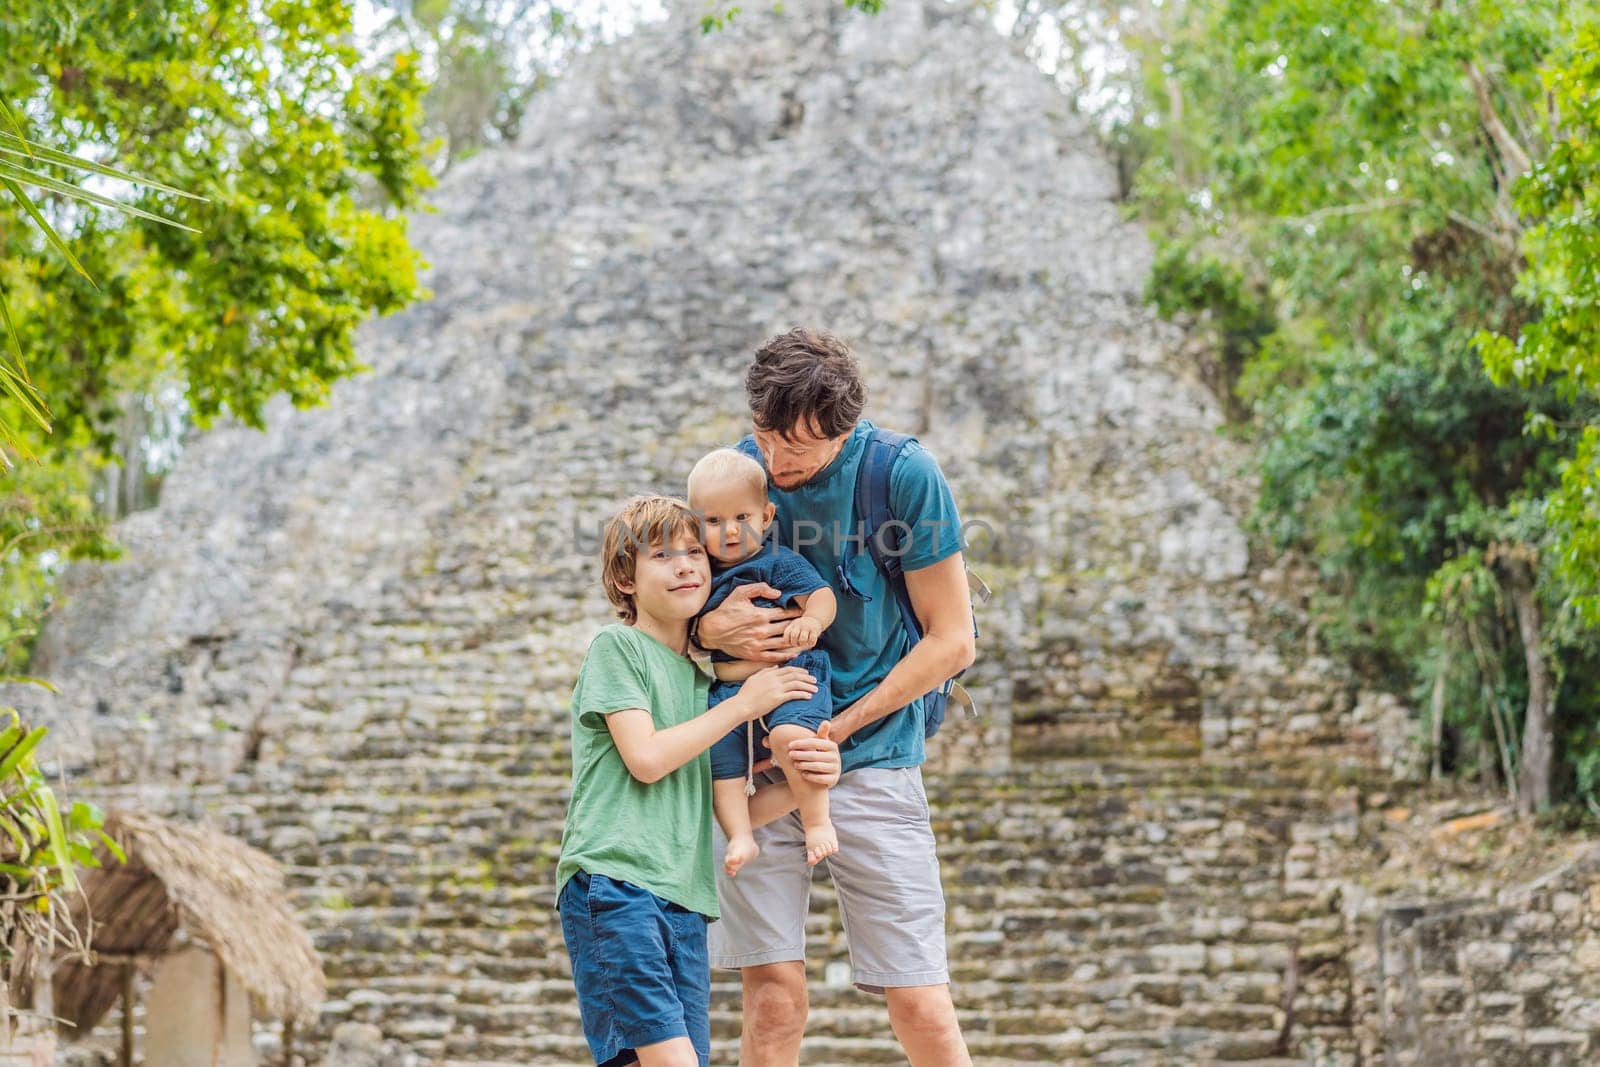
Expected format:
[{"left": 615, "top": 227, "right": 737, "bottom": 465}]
[
  {"left": 13, "top": 809, "right": 45, "bottom": 842},
  {"left": 0, "top": 418, "right": 36, "bottom": 465},
  {"left": 1, "top": 177, "right": 96, "bottom": 288},
  {"left": 0, "top": 131, "right": 205, "bottom": 200},
  {"left": 0, "top": 159, "right": 200, "bottom": 232},
  {"left": 0, "top": 719, "right": 23, "bottom": 759},
  {"left": 0, "top": 101, "right": 33, "bottom": 160},
  {"left": 0, "top": 676, "right": 58, "bottom": 694},
  {"left": 0, "top": 861, "right": 35, "bottom": 882},
  {"left": 94, "top": 828, "right": 126, "bottom": 866},
  {"left": 0, "top": 725, "right": 46, "bottom": 781},
  {"left": 0, "top": 812, "right": 30, "bottom": 858},
  {"left": 0, "top": 359, "right": 52, "bottom": 433},
  {"left": 0, "top": 279, "right": 27, "bottom": 380},
  {"left": 68, "top": 799, "right": 103, "bottom": 829},
  {"left": 38, "top": 786, "right": 75, "bottom": 893},
  {"left": 0, "top": 363, "right": 43, "bottom": 411}
]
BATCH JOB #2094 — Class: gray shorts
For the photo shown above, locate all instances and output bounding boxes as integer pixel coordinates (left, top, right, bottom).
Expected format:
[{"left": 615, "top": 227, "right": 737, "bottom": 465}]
[{"left": 708, "top": 765, "right": 948, "bottom": 995}]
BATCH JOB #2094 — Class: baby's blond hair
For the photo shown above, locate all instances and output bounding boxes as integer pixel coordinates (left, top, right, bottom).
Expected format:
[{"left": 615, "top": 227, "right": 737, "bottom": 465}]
[{"left": 686, "top": 448, "right": 767, "bottom": 505}]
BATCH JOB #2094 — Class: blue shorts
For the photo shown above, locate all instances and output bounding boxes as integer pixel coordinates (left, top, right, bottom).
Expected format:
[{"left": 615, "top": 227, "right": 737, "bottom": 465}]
[
  {"left": 557, "top": 871, "right": 711, "bottom": 1067},
  {"left": 708, "top": 649, "right": 832, "bottom": 781}
]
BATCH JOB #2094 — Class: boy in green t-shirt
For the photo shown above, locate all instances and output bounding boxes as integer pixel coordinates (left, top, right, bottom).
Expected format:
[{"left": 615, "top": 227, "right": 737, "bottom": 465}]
[{"left": 556, "top": 495, "right": 839, "bottom": 1067}]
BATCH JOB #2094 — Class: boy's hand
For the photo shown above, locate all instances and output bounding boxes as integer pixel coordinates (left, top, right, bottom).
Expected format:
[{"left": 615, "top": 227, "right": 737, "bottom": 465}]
[
  {"left": 737, "top": 665, "right": 817, "bottom": 720},
  {"left": 784, "top": 616, "right": 822, "bottom": 649}
]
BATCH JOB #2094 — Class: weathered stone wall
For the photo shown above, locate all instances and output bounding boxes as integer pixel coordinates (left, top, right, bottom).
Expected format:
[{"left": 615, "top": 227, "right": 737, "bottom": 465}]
[{"left": 1375, "top": 846, "right": 1600, "bottom": 1065}]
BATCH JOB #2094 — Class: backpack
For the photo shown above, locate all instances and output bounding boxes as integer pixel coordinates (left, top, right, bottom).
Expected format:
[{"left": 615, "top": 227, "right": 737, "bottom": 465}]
[{"left": 737, "top": 429, "right": 985, "bottom": 738}]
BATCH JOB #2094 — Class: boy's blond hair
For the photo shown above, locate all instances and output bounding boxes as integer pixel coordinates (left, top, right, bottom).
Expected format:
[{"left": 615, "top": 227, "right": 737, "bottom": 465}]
[
  {"left": 686, "top": 448, "right": 767, "bottom": 505},
  {"left": 600, "top": 495, "right": 702, "bottom": 624}
]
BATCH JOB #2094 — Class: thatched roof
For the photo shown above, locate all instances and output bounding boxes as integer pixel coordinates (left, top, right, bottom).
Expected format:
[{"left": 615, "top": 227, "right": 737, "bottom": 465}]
[{"left": 47, "top": 809, "right": 325, "bottom": 1037}]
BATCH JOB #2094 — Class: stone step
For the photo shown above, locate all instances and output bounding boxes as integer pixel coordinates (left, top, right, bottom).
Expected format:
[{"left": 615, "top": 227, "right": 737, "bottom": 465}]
[{"left": 77, "top": 748, "right": 1361, "bottom": 1064}]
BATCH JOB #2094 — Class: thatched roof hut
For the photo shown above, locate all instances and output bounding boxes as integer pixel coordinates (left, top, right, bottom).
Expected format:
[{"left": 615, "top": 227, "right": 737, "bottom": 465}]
[{"left": 46, "top": 809, "right": 325, "bottom": 1038}]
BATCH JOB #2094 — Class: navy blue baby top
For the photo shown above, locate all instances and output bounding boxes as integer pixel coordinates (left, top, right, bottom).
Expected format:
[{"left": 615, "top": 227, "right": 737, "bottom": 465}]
[{"left": 701, "top": 540, "right": 829, "bottom": 663}]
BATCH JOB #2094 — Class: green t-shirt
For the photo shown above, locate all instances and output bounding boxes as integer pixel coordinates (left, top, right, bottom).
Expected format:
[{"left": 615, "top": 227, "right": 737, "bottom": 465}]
[{"left": 554, "top": 623, "right": 718, "bottom": 918}]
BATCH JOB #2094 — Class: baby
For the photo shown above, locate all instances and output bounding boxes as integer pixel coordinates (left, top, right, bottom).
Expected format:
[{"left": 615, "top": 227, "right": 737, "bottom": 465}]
[{"left": 688, "top": 448, "right": 840, "bottom": 873}]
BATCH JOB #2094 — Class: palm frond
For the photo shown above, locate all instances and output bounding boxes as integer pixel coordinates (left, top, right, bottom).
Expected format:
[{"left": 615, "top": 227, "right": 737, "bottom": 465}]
[
  {"left": 0, "top": 158, "right": 201, "bottom": 232},
  {"left": 2, "top": 176, "right": 95, "bottom": 285},
  {"left": 0, "top": 111, "right": 203, "bottom": 464},
  {"left": 0, "top": 101, "right": 34, "bottom": 160},
  {"left": 0, "top": 130, "right": 205, "bottom": 200}
]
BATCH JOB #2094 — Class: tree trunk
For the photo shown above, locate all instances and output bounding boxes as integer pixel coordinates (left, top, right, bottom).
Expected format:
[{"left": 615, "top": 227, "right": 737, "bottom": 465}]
[
  {"left": 1506, "top": 556, "right": 1555, "bottom": 815},
  {"left": 1429, "top": 664, "right": 1446, "bottom": 782},
  {"left": 121, "top": 965, "right": 134, "bottom": 1067}
]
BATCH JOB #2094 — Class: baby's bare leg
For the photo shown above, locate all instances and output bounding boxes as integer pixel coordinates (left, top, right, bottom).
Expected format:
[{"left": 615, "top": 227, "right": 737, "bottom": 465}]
[
  {"left": 714, "top": 777, "right": 760, "bottom": 877},
  {"left": 769, "top": 722, "right": 837, "bottom": 866}
]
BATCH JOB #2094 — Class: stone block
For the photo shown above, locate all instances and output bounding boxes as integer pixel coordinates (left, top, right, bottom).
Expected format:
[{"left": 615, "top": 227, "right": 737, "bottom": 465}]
[
  {"left": 1461, "top": 940, "right": 1515, "bottom": 972},
  {"left": 1525, "top": 1027, "right": 1589, "bottom": 1047},
  {"left": 1148, "top": 943, "right": 1208, "bottom": 972}
]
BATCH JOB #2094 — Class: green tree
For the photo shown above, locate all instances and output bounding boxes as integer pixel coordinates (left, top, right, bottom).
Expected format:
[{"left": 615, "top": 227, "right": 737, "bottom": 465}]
[
  {"left": 1095, "top": 0, "right": 1600, "bottom": 813},
  {"left": 0, "top": 0, "right": 433, "bottom": 669},
  {"left": 1478, "top": 23, "right": 1600, "bottom": 620}
]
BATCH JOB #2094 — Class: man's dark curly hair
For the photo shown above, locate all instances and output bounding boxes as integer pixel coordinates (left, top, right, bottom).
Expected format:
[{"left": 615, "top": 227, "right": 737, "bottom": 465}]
[{"left": 744, "top": 327, "right": 867, "bottom": 439}]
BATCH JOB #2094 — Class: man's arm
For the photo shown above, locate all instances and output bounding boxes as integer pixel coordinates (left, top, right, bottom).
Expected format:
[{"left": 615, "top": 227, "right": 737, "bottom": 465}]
[{"left": 828, "top": 552, "right": 975, "bottom": 745}]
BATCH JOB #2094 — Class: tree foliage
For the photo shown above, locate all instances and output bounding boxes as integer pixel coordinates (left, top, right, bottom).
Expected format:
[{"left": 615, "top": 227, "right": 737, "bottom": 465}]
[
  {"left": 1076, "top": 0, "right": 1600, "bottom": 811},
  {"left": 0, "top": 0, "right": 433, "bottom": 669},
  {"left": 364, "top": 0, "right": 584, "bottom": 171},
  {"left": 0, "top": 701, "right": 122, "bottom": 1026}
]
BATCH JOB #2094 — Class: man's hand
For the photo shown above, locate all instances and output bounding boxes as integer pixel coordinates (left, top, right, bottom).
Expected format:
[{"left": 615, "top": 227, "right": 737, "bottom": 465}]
[
  {"left": 752, "top": 721, "right": 841, "bottom": 786},
  {"left": 826, "top": 702, "right": 859, "bottom": 747},
  {"left": 784, "top": 616, "right": 822, "bottom": 649},
  {"left": 696, "top": 583, "right": 803, "bottom": 662}
]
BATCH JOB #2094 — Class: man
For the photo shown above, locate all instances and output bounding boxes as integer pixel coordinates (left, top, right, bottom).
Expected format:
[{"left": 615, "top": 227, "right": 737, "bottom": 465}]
[{"left": 693, "top": 327, "right": 975, "bottom": 1066}]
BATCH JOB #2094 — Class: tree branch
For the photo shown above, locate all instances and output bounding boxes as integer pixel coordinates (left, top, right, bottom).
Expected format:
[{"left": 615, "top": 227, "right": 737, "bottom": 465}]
[
  {"left": 1271, "top": 197, "right": 1516, "bottom": 253},
  {"left": 1465, "top": 61, "right": 1533, "bottom": 180}
]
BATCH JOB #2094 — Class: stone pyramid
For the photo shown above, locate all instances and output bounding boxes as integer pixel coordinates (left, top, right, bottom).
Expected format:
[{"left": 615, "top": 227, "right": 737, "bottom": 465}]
[
  {"left": 27, "top": 0, "right": 1365, "bottom": 781},
  {"left": 19, "top": 1, "right": 1398, "bottom": 1062}
]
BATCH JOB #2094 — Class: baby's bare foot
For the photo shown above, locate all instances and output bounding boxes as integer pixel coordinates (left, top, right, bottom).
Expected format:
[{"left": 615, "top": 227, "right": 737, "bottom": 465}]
[
  {"left": 724, "top": 835, "right": 760, "bottom": 877},
  {"left": 804, "top": 822, "right": 839, "bottom": 867}
]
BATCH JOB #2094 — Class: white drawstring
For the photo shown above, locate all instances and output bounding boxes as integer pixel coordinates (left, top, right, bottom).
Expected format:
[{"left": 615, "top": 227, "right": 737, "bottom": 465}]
[
  {"left": 745, "top": 725, "right": 757, "bottom": 796},
  {"left": 744, "top": 712, "right": 770, "bottom": 797}
]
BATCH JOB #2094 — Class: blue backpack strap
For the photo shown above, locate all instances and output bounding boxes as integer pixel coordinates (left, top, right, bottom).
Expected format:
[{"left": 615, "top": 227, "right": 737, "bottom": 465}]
[
  {"left": 852, "top": 429, "right": 920, "bottom": 637},
  {"left": 851, "top": 429, "right": 964, "bottom": 739}
]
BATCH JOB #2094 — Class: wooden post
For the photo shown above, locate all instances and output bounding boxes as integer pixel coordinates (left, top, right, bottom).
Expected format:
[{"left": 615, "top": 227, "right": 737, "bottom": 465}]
[
  {"left": 0, "top": 978, "right": 12, "bottom": 1058},
  {"left": 210, "top": 954, "right": 225, "bottom": 1067},
  {"left": 1, "top": 912, "right": 15, "bottom": 1058},
  {"left": 120, "top": 965, "right": 134, "bottom": 1067}
]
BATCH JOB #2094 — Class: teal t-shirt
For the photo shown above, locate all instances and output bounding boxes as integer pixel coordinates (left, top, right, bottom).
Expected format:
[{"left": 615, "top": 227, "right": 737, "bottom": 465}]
[
  {"left": 554, "top": 624, "right": 718, "bottom": 918},
  {"left": 761, "top": 420, "right": 964, "bottom": 773}
]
